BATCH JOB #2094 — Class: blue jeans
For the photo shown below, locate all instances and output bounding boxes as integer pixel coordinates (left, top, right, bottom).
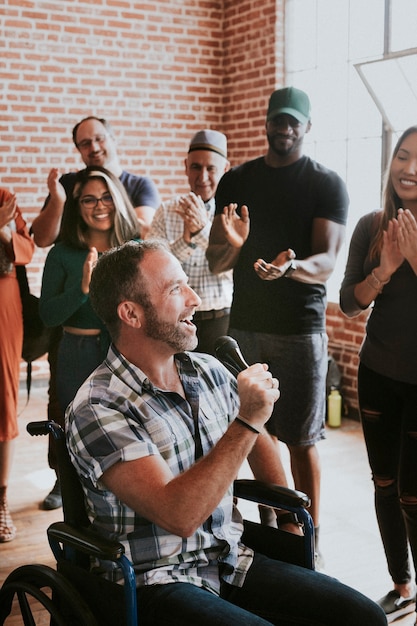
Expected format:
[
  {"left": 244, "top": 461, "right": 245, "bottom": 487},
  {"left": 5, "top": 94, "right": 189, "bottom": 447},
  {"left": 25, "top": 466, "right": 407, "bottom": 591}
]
[
  {"left": 358, "top": 362, "right": 417, "bottom": 586},
  {"left": 136, "top": 553, "right": 386, "bottom": 625}
]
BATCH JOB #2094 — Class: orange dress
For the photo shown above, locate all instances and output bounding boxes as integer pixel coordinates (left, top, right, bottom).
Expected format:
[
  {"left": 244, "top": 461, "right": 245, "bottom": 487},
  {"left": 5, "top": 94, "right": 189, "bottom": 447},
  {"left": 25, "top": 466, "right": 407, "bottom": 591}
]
[{"left": 0, "top": 189, "right": 35, "bottom": 441}]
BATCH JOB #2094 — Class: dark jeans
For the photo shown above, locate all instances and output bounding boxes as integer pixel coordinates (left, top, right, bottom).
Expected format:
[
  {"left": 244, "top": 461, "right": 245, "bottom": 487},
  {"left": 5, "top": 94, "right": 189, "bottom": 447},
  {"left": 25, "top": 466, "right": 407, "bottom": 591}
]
[
  {"left": 358, "top": 362, "right": 417, "bottom": 585},
  {"left": 56, "top": 332, "right": 104, "bottom": 416},
  {"left": 47, "top": 327, "right": 64, "bottom": 470},
  {"left": 136, "top": 552, "right": 386, "bottom": 625}
]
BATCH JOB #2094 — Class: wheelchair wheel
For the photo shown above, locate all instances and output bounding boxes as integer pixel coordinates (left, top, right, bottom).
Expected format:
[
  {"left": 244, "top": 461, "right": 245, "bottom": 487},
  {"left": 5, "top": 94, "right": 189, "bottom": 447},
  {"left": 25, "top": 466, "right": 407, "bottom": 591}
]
[{"left": 0, "top": 563, "right": 98, "bottom": 626}]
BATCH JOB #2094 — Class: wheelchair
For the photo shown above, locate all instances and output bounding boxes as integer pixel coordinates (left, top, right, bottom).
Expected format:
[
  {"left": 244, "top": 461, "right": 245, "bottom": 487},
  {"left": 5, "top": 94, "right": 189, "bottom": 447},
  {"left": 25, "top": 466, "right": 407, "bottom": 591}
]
[{"left": 0, "top": 420, "right": 315, "bottom": 626}]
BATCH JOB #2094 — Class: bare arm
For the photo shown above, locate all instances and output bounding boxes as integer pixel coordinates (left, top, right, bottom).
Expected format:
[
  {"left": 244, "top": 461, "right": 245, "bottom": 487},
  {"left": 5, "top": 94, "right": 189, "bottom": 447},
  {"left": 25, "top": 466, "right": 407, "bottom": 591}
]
[
  {"left": 31, "top": 168, "right": 67, "bottom": 247},
  {"left": 254, "top": 218, "right": 345, "bottom": 285},
  {"left": 248, "top": 432, "right": 288, "bottom": 486},
  {"left": 102, "top": 363, "right": 279, "bottom": 537},
  {"left": 207, "top": 204, "right": 249, "bottom": 273}
]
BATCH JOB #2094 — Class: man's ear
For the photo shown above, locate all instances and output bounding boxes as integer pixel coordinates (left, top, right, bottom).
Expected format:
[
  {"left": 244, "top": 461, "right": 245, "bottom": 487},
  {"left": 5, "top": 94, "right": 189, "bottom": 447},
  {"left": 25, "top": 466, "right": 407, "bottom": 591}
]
[
  {"left": 305, "top": 120, "right": 312, "bottom": 134},
  {"left": 117, "top": 301, "right": 143, "bottom": 329}
]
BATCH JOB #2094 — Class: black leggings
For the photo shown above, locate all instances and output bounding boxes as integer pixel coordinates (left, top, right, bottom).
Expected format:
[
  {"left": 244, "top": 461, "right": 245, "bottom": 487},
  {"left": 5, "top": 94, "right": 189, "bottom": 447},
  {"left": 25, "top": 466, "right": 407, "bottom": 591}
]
[{"left": 358, "top": 362, "right": 417, "bottom": 585}]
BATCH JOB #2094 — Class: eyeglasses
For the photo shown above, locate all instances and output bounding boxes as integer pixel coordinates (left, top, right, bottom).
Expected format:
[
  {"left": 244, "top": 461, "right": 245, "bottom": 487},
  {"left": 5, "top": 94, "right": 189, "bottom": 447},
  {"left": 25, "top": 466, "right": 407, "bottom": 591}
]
[
  {"left": 79, "top": 193, "right": 114, "bottom": 210},
  {"left": 76, "top": 134, "right": 107, "bottom": 150}
]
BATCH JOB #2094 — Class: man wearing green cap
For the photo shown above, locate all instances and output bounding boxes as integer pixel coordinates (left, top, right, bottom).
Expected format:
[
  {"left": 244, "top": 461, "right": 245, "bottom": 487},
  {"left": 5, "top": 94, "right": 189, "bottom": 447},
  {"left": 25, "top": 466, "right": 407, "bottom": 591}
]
[
  {"left": 149, "top": 129, "right": 232, "bottom": 355},
  {"left": 207, "top": 87, "right": 349, "bottom": 565}
]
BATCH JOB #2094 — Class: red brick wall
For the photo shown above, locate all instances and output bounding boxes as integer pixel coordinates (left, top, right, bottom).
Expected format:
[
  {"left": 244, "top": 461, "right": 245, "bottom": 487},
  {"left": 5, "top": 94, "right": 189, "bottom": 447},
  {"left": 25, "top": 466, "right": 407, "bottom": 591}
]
[
  {"left": 326, "top": 302, "right": 369, "bottom": 417},
  {"left": 1, "top": 0, "right": 287, "bottom": 382},
  {"left": 1, "top": 0, "right": 283, "bottom": 281},
  {"left": 3, "top": 0, "right": 363, "bottom": 406},
  {"left": 222, "top": 0, "right": 285, "bottom": 161}
]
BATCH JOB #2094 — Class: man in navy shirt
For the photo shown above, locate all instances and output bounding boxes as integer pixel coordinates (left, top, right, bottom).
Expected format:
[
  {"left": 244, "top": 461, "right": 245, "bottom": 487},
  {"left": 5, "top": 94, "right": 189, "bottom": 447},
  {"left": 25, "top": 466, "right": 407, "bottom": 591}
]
[{"left": 31, "top": 115, "right": 160, "bottom": 510}]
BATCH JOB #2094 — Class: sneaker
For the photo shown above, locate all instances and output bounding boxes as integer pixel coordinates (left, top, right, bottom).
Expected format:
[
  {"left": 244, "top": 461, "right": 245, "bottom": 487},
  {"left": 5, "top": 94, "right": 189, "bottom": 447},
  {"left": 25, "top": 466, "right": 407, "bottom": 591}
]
[
  {"left": 377, "top": 590, "right": 416, "bottom": 623},
  {"left": 41, "top": 479, "right": 62, "bottom": 510}
]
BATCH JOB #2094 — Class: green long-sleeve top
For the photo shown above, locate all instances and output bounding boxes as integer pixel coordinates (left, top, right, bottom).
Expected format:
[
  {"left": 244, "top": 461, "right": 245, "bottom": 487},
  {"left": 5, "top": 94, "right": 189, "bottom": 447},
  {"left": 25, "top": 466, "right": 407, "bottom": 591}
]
[{"left": 39, "top": 242, "right": 107, "bottom": 332}]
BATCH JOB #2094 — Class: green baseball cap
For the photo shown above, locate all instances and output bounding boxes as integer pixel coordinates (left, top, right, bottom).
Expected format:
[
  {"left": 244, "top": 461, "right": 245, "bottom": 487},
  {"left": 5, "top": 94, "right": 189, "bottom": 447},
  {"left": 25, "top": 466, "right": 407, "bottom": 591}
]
[{"left": 266, "top": 87, "right": 311, "bottom": 124}]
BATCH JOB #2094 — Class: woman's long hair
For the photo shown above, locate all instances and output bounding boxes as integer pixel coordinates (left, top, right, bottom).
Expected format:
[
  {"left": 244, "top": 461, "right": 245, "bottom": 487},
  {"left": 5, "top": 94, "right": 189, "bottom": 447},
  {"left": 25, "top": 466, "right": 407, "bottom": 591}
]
[
  {"left": 370, "top": 125, "right": 417, "bottom": 259},
  {"left": 59, "top": 165, "right": 141, "bottom": 248}
]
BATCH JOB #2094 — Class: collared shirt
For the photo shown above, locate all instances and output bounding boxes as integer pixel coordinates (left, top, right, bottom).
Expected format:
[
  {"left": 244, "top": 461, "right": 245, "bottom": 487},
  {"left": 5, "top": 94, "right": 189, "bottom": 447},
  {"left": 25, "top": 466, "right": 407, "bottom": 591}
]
[
  {"left": 149, "top": 197, "right": 233, "bottom": 312},
  {"left": 66, "top": 345, "right": 254, "bottom": 594}
]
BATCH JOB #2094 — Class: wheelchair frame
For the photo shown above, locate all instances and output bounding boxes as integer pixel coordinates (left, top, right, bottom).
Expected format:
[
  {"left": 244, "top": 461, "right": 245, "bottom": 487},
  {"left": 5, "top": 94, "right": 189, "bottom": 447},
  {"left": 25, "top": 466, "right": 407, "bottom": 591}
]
[{"left": 0, "top": 420, "right": 314, "bottom": 626}]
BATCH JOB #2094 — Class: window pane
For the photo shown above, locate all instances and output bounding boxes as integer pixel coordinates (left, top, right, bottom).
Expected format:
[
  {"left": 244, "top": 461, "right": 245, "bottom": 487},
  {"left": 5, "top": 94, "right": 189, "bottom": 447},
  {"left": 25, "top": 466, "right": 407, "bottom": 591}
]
[
  {"left": 347, "top": 65, "right": 382, "bottom": 139},
  {"left": 285, "top": 0, "right": 318, "bottom": 71},
  {"left": 285, "top": 0, "right": 415, "bottom": 303},
  {"left": 327, "top": 137, "right": 382, "bottom": 303},
  {"left": 391, "top": 0, "right": 417, "bottom": 51},
  {"left": 356, "top": 53, "right": 417, "bottom": 132},
  {"left": 316, "top": 0, "right": 349, "bottom": 64},
  {"left": 349, "top": 0, "right": 385, "bottom": 59}
]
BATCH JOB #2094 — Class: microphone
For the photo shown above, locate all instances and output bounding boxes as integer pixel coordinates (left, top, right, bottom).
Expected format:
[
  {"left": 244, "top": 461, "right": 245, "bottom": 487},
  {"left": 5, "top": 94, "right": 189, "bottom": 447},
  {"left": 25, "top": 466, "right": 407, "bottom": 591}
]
[{"left": 214, "top": 335, "right": 250, "bottom": 377}]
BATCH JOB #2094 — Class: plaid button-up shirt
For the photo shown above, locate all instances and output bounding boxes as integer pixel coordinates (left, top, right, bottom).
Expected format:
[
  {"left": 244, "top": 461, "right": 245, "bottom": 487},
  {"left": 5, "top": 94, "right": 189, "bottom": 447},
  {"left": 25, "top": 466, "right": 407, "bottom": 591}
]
[
  {"left": 66, "top": 345, "right": 254, "bottom": 594},
  {"left": 148, "top": 197, "right": 233, "bottom": 312}
]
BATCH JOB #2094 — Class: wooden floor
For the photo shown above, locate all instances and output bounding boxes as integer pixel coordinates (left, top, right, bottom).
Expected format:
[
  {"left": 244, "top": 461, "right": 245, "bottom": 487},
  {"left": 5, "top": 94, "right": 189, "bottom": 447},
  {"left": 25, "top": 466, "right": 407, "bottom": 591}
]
[{"left": 1, "top": 385, "right": 415, "bottom": 625}]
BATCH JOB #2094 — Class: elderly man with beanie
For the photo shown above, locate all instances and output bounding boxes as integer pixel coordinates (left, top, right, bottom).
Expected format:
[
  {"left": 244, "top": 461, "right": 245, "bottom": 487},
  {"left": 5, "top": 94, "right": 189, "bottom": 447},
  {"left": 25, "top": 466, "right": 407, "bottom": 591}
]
[
  {"left": 149, "top": 129, "right": 232, "bottom": 354},
  {"left": 207, "top": 87, "right": 349, "bottom": 566}
]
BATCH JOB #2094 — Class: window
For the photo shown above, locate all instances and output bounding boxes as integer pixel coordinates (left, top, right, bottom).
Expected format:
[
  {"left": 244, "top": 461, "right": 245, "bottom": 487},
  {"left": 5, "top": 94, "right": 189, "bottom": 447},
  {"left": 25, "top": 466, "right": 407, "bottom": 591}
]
[{"left": 285, "top": 0, "right": 417, "bottom": 300}]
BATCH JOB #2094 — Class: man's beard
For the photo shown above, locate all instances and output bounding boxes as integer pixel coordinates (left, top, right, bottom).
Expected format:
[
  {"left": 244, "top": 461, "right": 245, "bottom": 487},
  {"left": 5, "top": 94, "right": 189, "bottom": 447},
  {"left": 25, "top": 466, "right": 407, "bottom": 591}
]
[
  {"left": 267, "top": 133, "right": 300, "bottom": 157},
  {"left": 143, "top": 310, "right": 198, "bottom": 353}
]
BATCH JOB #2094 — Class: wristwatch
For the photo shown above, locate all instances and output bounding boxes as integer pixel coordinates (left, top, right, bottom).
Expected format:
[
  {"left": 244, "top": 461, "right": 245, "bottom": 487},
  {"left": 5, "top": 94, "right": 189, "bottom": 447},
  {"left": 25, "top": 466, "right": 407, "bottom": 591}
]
[{"left": 283, "top": 259, "right": 297, "bottom": 278}]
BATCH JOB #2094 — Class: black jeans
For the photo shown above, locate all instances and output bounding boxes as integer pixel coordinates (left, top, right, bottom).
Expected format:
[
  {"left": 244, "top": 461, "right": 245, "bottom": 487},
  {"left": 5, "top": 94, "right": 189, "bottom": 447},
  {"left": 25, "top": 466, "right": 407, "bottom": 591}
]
[{"left": 358, "top": 362, "right": 417, "bottom": 585}]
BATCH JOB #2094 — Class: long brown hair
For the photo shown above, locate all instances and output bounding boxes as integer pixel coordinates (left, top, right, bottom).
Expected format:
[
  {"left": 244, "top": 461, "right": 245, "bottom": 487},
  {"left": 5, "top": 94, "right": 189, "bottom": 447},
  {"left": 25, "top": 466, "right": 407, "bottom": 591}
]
[
  {"left": 370, "top": 125, "right": 417, "bottom": 259},
  {"left": 59, "top": 166, "right": 141, "bottom": 249}
]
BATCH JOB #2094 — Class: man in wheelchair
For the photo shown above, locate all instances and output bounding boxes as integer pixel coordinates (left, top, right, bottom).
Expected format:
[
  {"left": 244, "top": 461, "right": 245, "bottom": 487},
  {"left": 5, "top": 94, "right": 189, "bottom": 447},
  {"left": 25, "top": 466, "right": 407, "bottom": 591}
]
[{"left": 65, "top": 240, "right": 385, "bottom": 625}]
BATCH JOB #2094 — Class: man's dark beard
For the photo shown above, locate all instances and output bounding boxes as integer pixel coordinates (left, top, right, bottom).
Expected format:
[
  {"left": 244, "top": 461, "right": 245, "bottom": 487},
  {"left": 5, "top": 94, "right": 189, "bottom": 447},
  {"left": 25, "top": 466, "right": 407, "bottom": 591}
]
[
  {"left": 267, "top": 133, "right": 300, "bottom": 158},
  {"left": 142, "top": 308, "right": 198, "bottom": 353}
]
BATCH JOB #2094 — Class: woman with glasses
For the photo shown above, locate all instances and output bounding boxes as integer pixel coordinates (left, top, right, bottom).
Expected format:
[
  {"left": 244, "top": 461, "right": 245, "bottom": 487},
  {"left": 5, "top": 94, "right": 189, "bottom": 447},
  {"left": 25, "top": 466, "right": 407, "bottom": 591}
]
[{"left": 40, "top": 166, "right": 141, "bottom": 416}]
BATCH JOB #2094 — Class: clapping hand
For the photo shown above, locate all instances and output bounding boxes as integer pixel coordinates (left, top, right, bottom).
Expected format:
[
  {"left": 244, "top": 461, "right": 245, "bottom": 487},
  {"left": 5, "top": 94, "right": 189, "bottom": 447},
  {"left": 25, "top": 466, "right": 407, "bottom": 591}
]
[
  {"left": 397, "top": 208, "right": 417, "bottom": 264},
  {"left": 176, "top": 192, "right": 208, "bottom": 239},
  {"left": 81, "top": 247, "right": 99, "bottom": 294},
  {"left": 220, "top": 203, "right": 249, "bottom": 249},
  {"left": 379, "top": 218, "right": 404, "bottom": 278},
  {"left": 47, "top": 168, "right": 67, "bottom": 206},
  {"left": 254, "top": 249, "right": 295, "bottom": 281}
]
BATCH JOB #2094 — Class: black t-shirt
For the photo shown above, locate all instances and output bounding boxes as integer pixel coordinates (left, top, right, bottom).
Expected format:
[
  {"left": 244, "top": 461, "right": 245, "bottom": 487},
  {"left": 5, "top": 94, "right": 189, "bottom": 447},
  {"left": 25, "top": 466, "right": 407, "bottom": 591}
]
[{"left": 214, "top": 156, "right": 349, "bottom": 335}]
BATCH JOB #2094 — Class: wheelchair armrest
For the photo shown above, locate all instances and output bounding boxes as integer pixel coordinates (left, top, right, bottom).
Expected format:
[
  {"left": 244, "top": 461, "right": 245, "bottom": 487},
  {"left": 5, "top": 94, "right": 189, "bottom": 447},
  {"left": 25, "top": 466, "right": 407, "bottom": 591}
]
[
  {"left": 234, "top": 479, "right": 315, "bottom": 570},
  {"left": 48, "top": 522, "right": 125, "bottom": 561},
  {"left": 234, "top": 479, "right": 311, "bottom": 510}
]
